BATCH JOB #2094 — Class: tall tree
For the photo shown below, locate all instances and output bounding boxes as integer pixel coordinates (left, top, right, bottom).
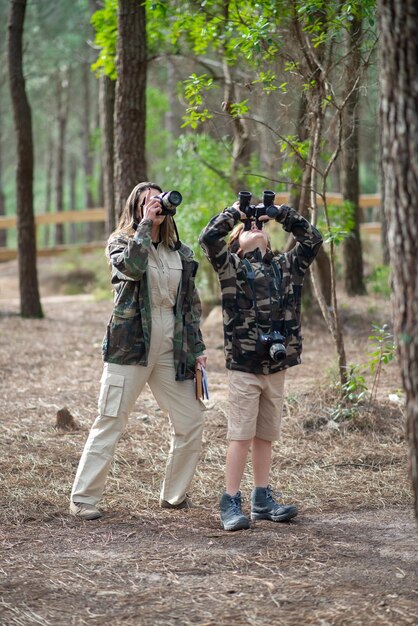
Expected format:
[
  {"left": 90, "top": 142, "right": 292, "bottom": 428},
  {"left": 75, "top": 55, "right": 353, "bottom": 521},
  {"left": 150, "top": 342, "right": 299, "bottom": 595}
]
[
  {"left": 99, "top": 74, "right": 116, "bottom": 235},
  {"left": 55, "top": 69, "right": 71, "bottom": 246},
  {"left": 7, "top": 0, "right": 43, "bottom": 318},
  {"left": 91, "top": 0, "right": 117, "bottom": 234},
  {"left": 43, "top": 133, "right": 54, "bottom": 247},
  {"left": 0, "top": 81, "right": 7, "bottom": 247},
  {"left": 341, "top": 14, "right": 366, "bottom": 296},
  {"left": 114, "top": 0, "right": 147, "bottom": 216},
  {"left": 82, "top": 60, "right": 95, "bottom": 241},
  {"left": 379, "top": 0, "right": 418, "bottom": 522}
]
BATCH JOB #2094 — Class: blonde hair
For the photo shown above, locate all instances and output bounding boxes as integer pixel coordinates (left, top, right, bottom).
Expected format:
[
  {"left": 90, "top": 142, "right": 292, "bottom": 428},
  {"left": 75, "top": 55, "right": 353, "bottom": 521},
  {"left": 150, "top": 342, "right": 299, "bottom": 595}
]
[
  {"left": 228, "top": 223, "right": 245, "bottom": 253},
  {"left": 108, "top": 181, "right": 177, "bottom": 247},
  {"left": 228, "top": 222, "right": 271, "bottom": 256}
]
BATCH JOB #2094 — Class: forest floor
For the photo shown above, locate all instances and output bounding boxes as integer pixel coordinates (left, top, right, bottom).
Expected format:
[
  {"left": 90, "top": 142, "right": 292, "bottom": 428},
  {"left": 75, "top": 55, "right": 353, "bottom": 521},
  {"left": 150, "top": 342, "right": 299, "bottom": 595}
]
[{"left": 0, "top": 256, "right": 417, "bottom": 626}]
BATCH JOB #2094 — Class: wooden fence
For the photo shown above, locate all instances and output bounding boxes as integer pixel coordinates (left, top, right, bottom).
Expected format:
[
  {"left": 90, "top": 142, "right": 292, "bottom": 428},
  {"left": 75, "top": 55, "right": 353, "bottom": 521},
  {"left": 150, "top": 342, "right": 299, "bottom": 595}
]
[{"left": 0, "top": 194, "right": 382, "bottom": 263}]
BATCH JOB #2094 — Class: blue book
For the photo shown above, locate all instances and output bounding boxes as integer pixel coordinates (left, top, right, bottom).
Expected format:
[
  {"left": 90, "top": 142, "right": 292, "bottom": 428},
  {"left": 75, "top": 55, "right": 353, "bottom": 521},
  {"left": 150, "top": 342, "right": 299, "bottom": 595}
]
[{"left": 195, "top": 365, "right": 209, "bottom": 400}]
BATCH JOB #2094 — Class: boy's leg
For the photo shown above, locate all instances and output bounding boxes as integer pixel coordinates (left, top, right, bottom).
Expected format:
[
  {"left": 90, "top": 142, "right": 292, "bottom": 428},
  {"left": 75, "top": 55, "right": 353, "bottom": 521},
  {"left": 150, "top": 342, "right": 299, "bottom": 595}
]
[
  {"left": 225, "top": 439, "right": 252, "bottom": 495},
  {"left": 251, "top": 370, "right": 297, "bottom": 522},
  {"left": 219, "top": 371, "right": 262, "bottom": 531},
  {"left": 251, "top": 437, "right": 272, "bottom": 487}
]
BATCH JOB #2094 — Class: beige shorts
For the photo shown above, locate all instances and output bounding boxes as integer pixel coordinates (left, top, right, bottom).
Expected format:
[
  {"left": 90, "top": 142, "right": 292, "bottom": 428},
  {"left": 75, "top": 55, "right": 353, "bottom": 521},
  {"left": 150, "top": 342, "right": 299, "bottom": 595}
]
[{"left": 227, "top": 369, "right": 286, "bottom": 441}]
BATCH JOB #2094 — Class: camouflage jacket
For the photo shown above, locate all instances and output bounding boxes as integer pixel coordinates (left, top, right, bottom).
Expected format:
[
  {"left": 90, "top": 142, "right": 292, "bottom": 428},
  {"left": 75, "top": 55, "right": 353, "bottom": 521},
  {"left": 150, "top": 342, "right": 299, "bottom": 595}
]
[
  {"left": 102, "top": 219, "right": 205, "bottom": 381},
  {"left": 199, "top": 206, "right": 323, "bottom": 375}
]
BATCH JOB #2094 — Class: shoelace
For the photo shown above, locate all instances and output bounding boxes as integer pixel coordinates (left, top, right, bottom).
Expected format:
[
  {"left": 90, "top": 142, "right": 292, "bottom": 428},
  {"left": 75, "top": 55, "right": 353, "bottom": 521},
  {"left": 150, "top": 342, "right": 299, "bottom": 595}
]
[
  {"left": 231, "top": 495, "right": 243, "bottom": 514},
  {"left": 266, "top": 486, "right": 283, "bottom": 504}
]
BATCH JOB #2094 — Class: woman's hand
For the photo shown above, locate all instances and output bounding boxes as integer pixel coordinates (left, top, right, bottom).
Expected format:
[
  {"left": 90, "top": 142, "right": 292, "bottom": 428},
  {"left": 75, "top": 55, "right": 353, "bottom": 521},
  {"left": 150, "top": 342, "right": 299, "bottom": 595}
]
[
  {"left": 142, "top": 189, "right": 163, "bottom": 223},
  {"left": 196, "top": 353, "right": 208, "bottom": 370}
]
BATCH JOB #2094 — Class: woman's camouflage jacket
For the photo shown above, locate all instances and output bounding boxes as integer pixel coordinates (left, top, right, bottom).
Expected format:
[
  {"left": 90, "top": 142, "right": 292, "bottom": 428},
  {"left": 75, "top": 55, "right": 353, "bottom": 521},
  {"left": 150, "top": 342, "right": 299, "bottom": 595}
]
[
  {"left": 199, "top": 205, "right": 322, "bottom": 375},
  {"left": 102, "top": 219, "right": 205, "bottom": 381}
]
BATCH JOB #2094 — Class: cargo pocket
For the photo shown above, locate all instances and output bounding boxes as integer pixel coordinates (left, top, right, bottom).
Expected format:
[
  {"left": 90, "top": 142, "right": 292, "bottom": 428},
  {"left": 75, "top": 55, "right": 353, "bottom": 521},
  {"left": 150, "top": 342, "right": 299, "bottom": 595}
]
[{"left": 98, "top": 372, "right": 125, "bottom": 417}]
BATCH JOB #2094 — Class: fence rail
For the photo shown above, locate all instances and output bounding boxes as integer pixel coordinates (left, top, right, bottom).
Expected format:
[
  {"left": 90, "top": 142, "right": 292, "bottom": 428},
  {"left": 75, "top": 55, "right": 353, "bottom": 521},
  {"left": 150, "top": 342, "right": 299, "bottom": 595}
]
[{"left": 0, "top": 195, "right": 382, "bottom": 262}]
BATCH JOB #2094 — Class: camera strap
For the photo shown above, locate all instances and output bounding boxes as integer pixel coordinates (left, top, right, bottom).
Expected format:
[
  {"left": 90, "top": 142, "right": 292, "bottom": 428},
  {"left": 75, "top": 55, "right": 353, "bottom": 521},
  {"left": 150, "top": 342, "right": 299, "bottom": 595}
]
[{"left": 242, "top": 258, "right": 284, "bottom": 333}]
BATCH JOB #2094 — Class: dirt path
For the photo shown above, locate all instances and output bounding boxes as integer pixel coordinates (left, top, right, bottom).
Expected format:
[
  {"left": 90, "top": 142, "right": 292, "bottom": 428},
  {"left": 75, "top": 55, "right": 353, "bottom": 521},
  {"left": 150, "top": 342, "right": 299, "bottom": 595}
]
[
  {"left": 1, "top": 509, "right": 417, "bottom": 626},
  {"left": 0, "top": 260, "right": 417, "bottom": 625}
]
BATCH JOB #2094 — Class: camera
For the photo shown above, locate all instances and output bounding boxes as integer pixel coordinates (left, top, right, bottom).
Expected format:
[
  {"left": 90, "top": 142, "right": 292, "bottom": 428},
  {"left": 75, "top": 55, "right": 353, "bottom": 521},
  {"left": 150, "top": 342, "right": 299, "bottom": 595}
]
[
  {"left": 157, "top": 190, "right": 183, "bottom": 216},
  {"left": 238, "top": 190, "right": 280, "bottom": 230},
  {"left": 255, "top": 329, "right": 287, "bottom": 362}
]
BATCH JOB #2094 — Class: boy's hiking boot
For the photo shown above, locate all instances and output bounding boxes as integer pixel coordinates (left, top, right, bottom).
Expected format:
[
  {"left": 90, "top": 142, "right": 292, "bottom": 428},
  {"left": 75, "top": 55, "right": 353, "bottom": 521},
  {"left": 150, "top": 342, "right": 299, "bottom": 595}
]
[
  {"left": 220, "top": 491, "right": 250, "bottom": 531},
  {"left": 251, "top": 486, "right": 298, "bottom": 522},
  {"left": 70, "top": 501, "right": 102, "bottom": 520}
]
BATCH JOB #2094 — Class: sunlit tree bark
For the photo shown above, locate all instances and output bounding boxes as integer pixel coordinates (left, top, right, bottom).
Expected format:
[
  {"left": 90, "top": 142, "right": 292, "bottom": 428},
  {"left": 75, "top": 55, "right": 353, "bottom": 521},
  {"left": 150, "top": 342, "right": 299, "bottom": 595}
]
[
  {"left": 114, "top": 0, "right": 147, "bottom": 217},
  {"left": 379, "top": 0, "right": 418, "bottom": 522}
]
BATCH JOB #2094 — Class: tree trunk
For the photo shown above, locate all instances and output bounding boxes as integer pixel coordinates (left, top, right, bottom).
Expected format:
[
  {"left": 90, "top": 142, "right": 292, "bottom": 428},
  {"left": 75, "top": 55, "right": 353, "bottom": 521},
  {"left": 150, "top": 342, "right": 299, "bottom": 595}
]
[
  {"left": 378, "top": 130, "right": 390, "bottom": 265},
  {"left": 99, "top": 74, "right": 116, "bottom": 236},
  {"left": 55, "top": 71, "right": 70, "bottom": 246},
  {"left": 0, "top": 82, "right": 7, "bottom": 248},
  {"left": 43, "top": 133, "right": 54, "bottom": 247},
  {"left": 379, "top": 0, "right": 418, "bottom": 522},
  {"left": 342, "top": 15, "right": 366, "bottom": 296},
  {"left": 114, "top": 0, "right": 147, "bottom": 217},
  {"left": 294, "top": 9, "right": 348, "bottom": 385},
  {"left": 68, "top": 155, "right": 77, "bottom": 244},
  {"left": 82, "top": 61, "right": 95, "bottom": 241},
  {"left": 7, "top": 0, "right": 43, "bottom": 318},
  {"left": 165, "top": 58, "right": 177, "bottom": 151}
]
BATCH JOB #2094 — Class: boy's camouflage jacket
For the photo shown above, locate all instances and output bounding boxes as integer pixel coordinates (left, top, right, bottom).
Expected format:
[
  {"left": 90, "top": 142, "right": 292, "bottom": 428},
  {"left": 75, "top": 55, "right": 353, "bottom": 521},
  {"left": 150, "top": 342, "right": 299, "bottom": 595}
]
[
  {"left": 199, "top": 205, "right": 322, "bottom": 375},
  {"left": 102, "top": 219, "right": 205, "bottom": 381}
]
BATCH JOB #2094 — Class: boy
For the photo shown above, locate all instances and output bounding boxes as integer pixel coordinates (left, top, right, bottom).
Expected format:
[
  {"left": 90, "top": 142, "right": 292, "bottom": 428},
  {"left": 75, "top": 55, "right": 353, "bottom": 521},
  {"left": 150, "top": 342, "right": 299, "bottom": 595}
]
[{"left": 199, "top": 198, "right": 322, "bottom": 531}]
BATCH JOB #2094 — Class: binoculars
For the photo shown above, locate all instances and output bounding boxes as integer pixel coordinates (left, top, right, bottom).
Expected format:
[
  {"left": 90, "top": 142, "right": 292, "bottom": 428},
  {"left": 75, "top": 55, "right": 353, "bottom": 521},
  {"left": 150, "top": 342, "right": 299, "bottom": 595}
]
[{"left": 238, "top": 190, "right": 280, "bottom": 230}]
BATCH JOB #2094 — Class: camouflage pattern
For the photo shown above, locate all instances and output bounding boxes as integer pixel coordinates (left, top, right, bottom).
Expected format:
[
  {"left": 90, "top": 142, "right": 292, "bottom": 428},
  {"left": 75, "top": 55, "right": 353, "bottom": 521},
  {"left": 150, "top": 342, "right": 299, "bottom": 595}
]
[
  {"left": 199, "top": 206, "right": 323, "bottom": 375},
  {"left": 102, "top": 218, "right": 205, "bottom": 381}
]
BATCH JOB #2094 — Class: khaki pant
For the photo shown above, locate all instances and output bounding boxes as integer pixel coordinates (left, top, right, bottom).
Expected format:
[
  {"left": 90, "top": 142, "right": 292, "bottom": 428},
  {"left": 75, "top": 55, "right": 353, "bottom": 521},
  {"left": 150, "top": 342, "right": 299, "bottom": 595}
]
[{"left": 71, "top": 307, "right": 205, "bottom": 507}]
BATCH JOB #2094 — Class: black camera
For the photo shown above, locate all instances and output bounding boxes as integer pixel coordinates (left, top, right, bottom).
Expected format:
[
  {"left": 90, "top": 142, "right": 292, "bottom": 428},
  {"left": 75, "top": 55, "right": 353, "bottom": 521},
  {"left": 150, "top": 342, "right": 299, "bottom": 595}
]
[
  {"left": 238, "top": 190, "right": 280, "bottom": 230},
  {"left": 255, "top": 329, "right": 287, "bottom": 362},
  {"left": 157, "top": 190, "right": 183, "bottom": 216}
]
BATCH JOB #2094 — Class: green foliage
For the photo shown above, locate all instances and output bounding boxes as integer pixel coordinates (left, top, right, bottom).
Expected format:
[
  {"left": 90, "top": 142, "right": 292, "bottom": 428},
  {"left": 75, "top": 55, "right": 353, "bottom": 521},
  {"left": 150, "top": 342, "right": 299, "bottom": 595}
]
[
  {"left": 318, "top": 201, "right": 356, "bottom": 246},
  {"left": 342, "top": 364, "right": 368, "bottom": 403},
  {"left": 146, "top": 87, "right": 173, "bottom": 160},
  {"left": 252, "top": 71, "right": 285, "bottom": 94},
  {"left": 330, "top": 322, "right": 395, "bottom": 422},
  {"left": 366, "top": 265, "right": 391, "bottom": 297},
  {"left": 182, "top": 74, "right": 216, "bottom": 128},
  {"left": 367, "top": 323, "right": 395, "bottom": 401},
  {"left": 153, "top": 131, "right": 233, "bottom": 259},
  {"left": 91, "top": 0, "right": 118, "bottom": 79}
]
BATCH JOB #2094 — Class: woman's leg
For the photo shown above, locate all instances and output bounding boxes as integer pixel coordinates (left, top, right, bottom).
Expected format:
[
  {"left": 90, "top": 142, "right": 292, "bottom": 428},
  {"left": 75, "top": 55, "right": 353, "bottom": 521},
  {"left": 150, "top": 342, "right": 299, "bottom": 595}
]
[
  {"left": 148, "top": 368, "right": 205, "bottom": 505},
  {"left": 71, "top": 362, "right": 149, "bottom": 506},
  {"left": 146, "top": 308, "right": 205, "bottom": 506}
]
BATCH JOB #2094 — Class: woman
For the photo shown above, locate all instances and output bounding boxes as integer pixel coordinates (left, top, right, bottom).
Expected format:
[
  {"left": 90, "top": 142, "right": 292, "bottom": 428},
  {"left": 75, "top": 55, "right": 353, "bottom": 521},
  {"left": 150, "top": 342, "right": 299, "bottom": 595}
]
[
  {"left": 199, "top": 200, "right": 322, "bottom": 531},
  {"left": 70, "top": 182, "right": 207, "bottom": 520}
]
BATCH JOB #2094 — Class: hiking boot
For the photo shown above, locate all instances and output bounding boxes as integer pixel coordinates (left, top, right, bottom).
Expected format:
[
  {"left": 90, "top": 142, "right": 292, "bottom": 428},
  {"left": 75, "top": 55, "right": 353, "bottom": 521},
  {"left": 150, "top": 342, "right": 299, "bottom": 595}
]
[
  {"left": 251, "top": 486, "right": 298, "bottom": 522},
  {"left": 70, "top": 501, "right": 102, "bottom": 520},
  {"left": 220, "top": 491, "right": 250, "bottom": 531},
  {"left": 160, "top": 496, "right": 192, "bottom": 510}
]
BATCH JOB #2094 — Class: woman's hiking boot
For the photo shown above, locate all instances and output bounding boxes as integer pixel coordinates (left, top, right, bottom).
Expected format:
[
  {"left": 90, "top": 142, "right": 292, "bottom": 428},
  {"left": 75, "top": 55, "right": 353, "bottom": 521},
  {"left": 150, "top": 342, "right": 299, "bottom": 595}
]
[
  {"left": 70, "top": 501, "right": 102, "bottom": 520},
  {"left": 251, "top": 486, "right": 298, "bottom": 522},
  {"left": 220, "top": 491, "right": 250, "bottom": 531}
]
